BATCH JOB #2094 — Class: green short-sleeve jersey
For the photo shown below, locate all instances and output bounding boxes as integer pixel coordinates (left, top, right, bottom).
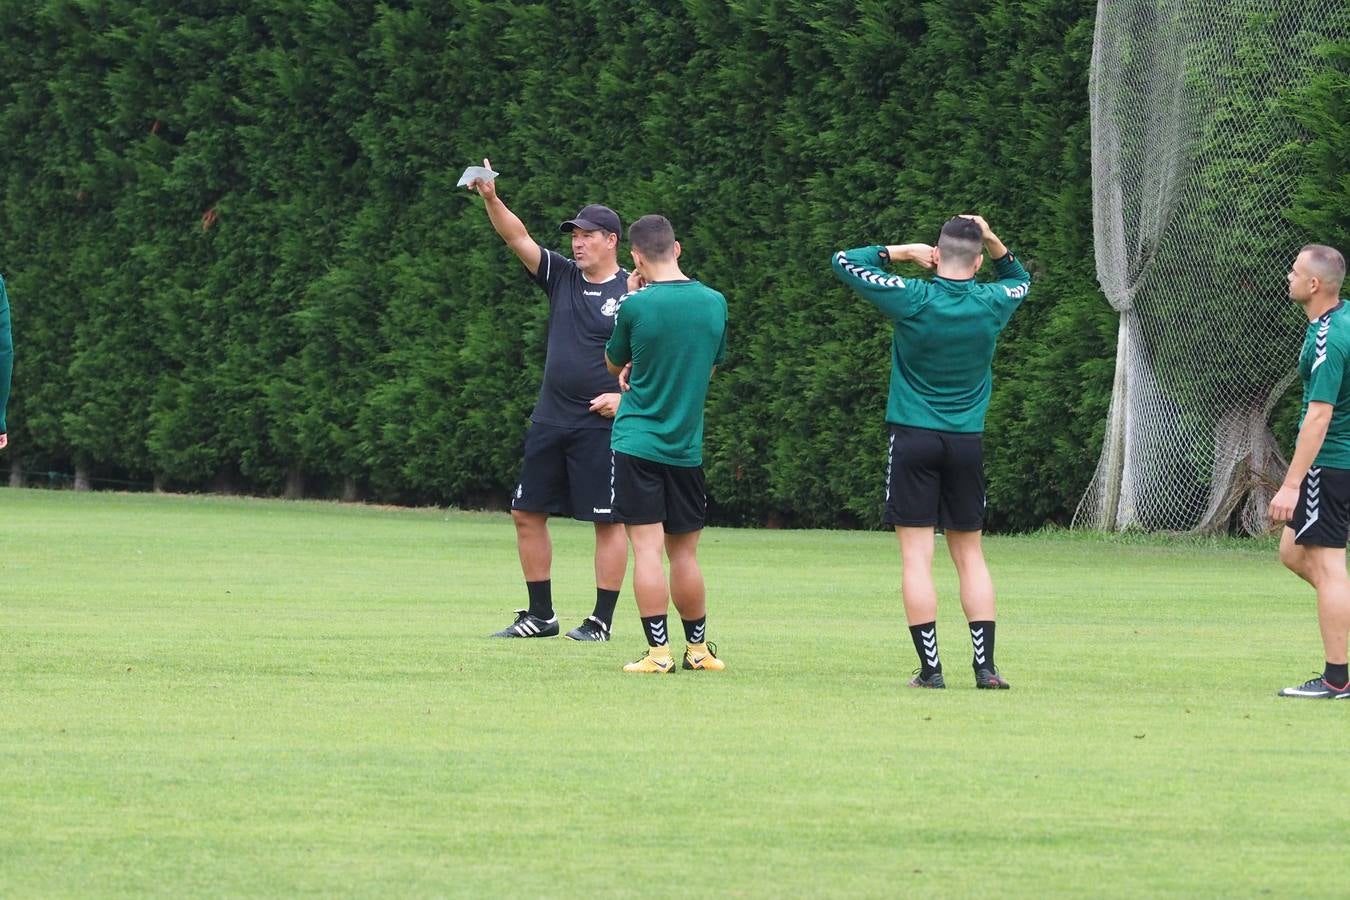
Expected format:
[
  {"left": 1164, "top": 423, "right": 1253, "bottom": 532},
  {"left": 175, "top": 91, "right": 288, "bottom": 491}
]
[
  {"left": 1299, "top": 300, "right": 1350, "bottom": 468},
  {"left": 605, "top": 279, "right": 728, "bottom": 466},
  {"left": 831, "top": 246, "right": 1030, "bottom": 433},
  {"left": 0, "top": 274, "right": 11, "bottom": 434}
]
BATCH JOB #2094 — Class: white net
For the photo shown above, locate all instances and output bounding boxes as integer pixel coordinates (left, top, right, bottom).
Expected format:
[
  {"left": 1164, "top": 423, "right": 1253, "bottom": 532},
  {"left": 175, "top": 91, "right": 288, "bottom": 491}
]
[{"left": 1077, "top": 0, "right": 1349, "bottom": 534}]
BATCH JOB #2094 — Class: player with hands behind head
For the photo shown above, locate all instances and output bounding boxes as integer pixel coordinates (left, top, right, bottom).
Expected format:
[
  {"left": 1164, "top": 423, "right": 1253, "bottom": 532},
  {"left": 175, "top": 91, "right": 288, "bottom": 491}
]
[{"left": 831, "top": 214, "right": 1029, "bottom": 690}]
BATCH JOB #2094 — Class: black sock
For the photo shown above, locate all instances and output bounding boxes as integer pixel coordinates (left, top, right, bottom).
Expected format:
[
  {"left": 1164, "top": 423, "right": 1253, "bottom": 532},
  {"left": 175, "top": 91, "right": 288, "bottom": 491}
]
[
  {"left": 682, "top": 616, "right": 707, "bottom": 644},
  {"left": 641, "top": 615, "right": 669, "bottom": 648},
  {"left": 592, "top": 588, "right": 620, "bottom": 627},
  {"left": 1325, "top": 662, "right": 1348, "bottom": 686},
  {"left": 526, "top": 580, "right": 553, "bottom": 620},
  {"left": 909, "top": 622, "right": 941, "bottom": 676},
  {"left": 969, "top": 620, "right": 996, "bottom": 671}
]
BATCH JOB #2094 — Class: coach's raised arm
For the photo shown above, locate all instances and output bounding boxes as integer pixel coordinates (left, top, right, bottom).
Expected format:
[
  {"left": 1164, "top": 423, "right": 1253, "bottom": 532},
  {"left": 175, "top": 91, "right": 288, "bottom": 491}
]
[
  {"left": 464, "top": 157, "right": 543, "bottom": 277},
  {"left": 463, "top": 157, "right": 632, "bottom": 643}
]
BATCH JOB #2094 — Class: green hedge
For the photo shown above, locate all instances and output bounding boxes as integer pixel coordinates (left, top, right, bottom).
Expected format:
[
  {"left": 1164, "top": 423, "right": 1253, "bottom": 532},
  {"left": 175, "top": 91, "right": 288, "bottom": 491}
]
[{"left": 0, "top": 1, "right": 1342, "bottom": 529}]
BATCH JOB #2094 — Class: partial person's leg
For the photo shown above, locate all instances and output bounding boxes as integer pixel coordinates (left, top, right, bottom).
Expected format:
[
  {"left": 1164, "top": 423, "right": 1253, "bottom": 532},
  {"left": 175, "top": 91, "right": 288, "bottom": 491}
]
[
  {"left": 667, "top": 529, "right": 724, "bottom": 670},
  {"left": 1279, "top": 536, "right": 1350, "bottom": 697},
  {"left": 563, "top": 431, "right": 626, "bottom": 639},
  {"left": 1278, "top": 527, "right": 1314, "bottom": 585},
  {"left": 623, "top": 522, "right": 676, "bottom": 672},
  {"left": 659, "top": 462, "right": 721, "bottom": 668},
  {"left": 946, "top": 528, "right": 1005, "bottom": 686},
  {"left": 1304, "top": 545, "right": 1350, "bottom": 672},
  {"left": 898, "top": 526, "right": 943, "bottom": 684},
  {"left": 580, "top": 522, "right": 627, "bottom": 638},
  {"left": 594, "top": 523, "right": 627, "bottom": 592},
  {"left": 486, "top": 508, "right": 557, "bottom": 637},
  {"left": 514, "top": 509, "right": 552, "bottom": 583},
  {"left": 1277, "top": 463, "right": 1350, "bottom": 695},
  {"left": 946, "top": 529, "right": 995, "bottom": 619},
  {"left": 1278, "top": 479, "right": 1350, "bottom": 695},
  {"left": 513, "top": 509, "right": 554, "bottom": 620},
  {"left": 935, "top": 431, "right": 1005, "bottom": 686},
  {"left": 627, "top": 523, "right": 669, "bottom": 619},
  {"left": 666, "top": 530, "right": 705, "bottom": 622},
  {"left": 897, "top": 526, "right": 938, "bottom": 623},
  {"left": 497, "top": 424, "right": 568, "bottom": 636},
  {"left": 485, "top": 509, "right": 560, "bottom": 636}
]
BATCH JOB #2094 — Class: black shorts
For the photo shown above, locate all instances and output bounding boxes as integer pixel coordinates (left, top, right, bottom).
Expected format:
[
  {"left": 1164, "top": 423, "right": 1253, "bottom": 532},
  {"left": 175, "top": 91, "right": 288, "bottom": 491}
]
[
  {"left": 511, "top": 423, "right": 617, "bottom": 523},
  {"left": 884, "top": 424, "right": 986, "bottom": 530},
  {"left": 613, "top": 452, "right": 706, "bottom": 534},
  {"left": 1291, "top": 464, "right": 1350, "bottom": 548}
]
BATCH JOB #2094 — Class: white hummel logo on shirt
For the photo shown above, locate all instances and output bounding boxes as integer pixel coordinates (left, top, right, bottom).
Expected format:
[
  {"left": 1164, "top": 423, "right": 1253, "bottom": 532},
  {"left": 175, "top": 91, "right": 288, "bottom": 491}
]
[{"left": 583, "top": 289, "right": 602, "bottom": 297}]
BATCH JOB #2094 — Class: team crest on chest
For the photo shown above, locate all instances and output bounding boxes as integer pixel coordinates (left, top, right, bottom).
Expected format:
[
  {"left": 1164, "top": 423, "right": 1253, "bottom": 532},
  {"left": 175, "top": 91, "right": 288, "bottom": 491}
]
[{"left": 601, "top": 296, "right": 621, "bottom": 318}]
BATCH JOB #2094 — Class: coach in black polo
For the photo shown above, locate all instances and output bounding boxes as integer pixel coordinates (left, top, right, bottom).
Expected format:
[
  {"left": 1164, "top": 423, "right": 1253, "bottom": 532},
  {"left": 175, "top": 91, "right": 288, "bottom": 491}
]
[{"left": 466, "top": 160, "right": 629, "bottom": 642}]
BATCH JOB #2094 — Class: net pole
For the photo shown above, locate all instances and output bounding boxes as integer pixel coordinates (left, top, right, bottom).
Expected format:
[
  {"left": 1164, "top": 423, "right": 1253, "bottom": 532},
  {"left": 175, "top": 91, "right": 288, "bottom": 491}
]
[{"left": 1101, "top": 313, "right": 1131, "bottom": 530}]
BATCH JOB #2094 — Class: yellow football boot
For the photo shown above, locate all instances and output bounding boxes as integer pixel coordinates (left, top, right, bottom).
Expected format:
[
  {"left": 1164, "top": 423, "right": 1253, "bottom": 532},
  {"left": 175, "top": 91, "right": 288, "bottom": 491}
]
[
  {"left": 623, "top": 647, "right": 676, "bottom": 674},
  {"left": 682, "top": 642, "right": 725, "bottom": 671}
]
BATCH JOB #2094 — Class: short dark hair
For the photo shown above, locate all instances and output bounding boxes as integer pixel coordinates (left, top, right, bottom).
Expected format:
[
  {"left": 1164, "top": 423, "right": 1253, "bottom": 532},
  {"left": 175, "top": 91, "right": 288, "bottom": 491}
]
[
  {"left": 938, "top": 216, "right": 984, "bottom": 268},
  {"left": 1302, "top": 244, "right": 1347, "bottom": 294},
  {"left": 629, "top": 214, "right": 676, "bottom": 261}
]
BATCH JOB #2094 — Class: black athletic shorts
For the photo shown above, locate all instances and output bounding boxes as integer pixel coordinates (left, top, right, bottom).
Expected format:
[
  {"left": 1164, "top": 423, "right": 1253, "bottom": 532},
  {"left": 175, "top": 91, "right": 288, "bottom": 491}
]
[
  {"left": 511, "top": 423, "right": 617, "bottom": 523},
  {"left": 613, "top": 451, "right": 706, "bottom": 534},
  {"left": 1291, "top": 464, "right": 1350, "bottom": 548},
  {"left": 884, "top": 424, "right": 986, "bottom": 530}
]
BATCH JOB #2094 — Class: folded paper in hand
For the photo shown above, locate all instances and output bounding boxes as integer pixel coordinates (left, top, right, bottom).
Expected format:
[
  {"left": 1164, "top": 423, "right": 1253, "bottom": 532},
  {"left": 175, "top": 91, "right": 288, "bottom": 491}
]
[{"left": 457, "top": 165, "right": 499, "bottom": 188}]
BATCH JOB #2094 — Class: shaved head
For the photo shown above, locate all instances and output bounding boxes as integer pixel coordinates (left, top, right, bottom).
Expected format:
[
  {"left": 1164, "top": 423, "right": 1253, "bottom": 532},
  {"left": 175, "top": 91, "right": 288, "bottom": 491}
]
[
  {"left": 1301, "top": 244, "right": 1346, "bottom": 295},
  {"left": 938, "top": 216, "right": 984, "bottom": 270}
]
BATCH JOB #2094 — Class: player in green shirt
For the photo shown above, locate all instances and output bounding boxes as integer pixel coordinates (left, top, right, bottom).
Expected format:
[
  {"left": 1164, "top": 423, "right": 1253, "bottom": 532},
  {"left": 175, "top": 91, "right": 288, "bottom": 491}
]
[
  {"left": 605, "top": 214, "right": 728, "bottom": 674},
  {"left": 1269, "top": 244, "right": 1350, "bottom": 699},
  {"left": 0, "top": 273, "right": 12, "bottom": 451},
  {"left": 832, "top": 215, "right": 1029, "bottom": 690}
]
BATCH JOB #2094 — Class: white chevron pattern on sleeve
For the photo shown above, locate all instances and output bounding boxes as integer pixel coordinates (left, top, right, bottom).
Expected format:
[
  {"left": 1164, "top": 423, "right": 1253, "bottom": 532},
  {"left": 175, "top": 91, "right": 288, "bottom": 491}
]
[{"left": 834, "top": 251, "right": 907, "bottom": 288}]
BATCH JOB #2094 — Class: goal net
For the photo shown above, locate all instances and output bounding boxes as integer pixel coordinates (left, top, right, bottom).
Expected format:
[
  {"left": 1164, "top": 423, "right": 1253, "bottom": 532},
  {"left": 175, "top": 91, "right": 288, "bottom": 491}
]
[{"left": 1076, "top": 0, "right": 1348, "bottom": 534}]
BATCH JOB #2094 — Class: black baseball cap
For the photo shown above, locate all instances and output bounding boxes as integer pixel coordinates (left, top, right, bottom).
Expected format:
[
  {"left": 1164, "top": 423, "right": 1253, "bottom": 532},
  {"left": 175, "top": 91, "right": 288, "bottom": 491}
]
[{"left": 560, "top": 204, "right": 622, "bottom": 238}]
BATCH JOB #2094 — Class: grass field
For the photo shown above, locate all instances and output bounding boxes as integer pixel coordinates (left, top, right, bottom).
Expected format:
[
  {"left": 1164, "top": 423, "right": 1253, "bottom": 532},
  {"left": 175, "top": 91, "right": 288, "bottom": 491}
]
[{"left": 0, "top": 487, "right": 1343, "bottom": 897}]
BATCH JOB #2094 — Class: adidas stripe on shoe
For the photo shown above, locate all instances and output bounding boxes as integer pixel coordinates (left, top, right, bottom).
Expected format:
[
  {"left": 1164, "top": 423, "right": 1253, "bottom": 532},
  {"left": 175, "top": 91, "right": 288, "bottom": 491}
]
[
  {"left": 491, "top": 609, "right": 559, "bottom": 638},
  {"left": 564, "top": 616, "right": 611, "bottom": 642}
]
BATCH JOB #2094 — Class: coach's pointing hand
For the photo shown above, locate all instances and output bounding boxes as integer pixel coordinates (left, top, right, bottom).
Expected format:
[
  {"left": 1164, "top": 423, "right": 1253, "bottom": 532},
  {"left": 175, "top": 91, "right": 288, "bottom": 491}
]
[{"left": 468, "top": 157, "right": 498, "bottom": 201}]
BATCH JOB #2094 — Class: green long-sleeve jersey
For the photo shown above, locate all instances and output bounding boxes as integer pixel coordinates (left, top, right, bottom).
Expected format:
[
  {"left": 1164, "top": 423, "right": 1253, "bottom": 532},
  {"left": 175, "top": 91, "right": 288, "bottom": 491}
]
[{"left": 831, "top": 245, "right": 1030, "bottom": 433}]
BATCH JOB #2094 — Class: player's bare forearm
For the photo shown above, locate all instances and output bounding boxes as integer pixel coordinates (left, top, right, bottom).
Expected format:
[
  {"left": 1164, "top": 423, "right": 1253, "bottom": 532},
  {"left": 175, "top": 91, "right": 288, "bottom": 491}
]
[
  {"left": 1284, "top": 405, "right": 1333, "bottom": 490},
  {"left": 481, "top": 195, "right": 541, "bottom": 275},
  {"left": 885, "top": 244, "right": 936, "bottom": 269},
  {"left": 983, "top": 232, "right": 1008, "bottom": 260},
  {"left": 1271, "top": 404, "right": 1333, "bottom": 522}
]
